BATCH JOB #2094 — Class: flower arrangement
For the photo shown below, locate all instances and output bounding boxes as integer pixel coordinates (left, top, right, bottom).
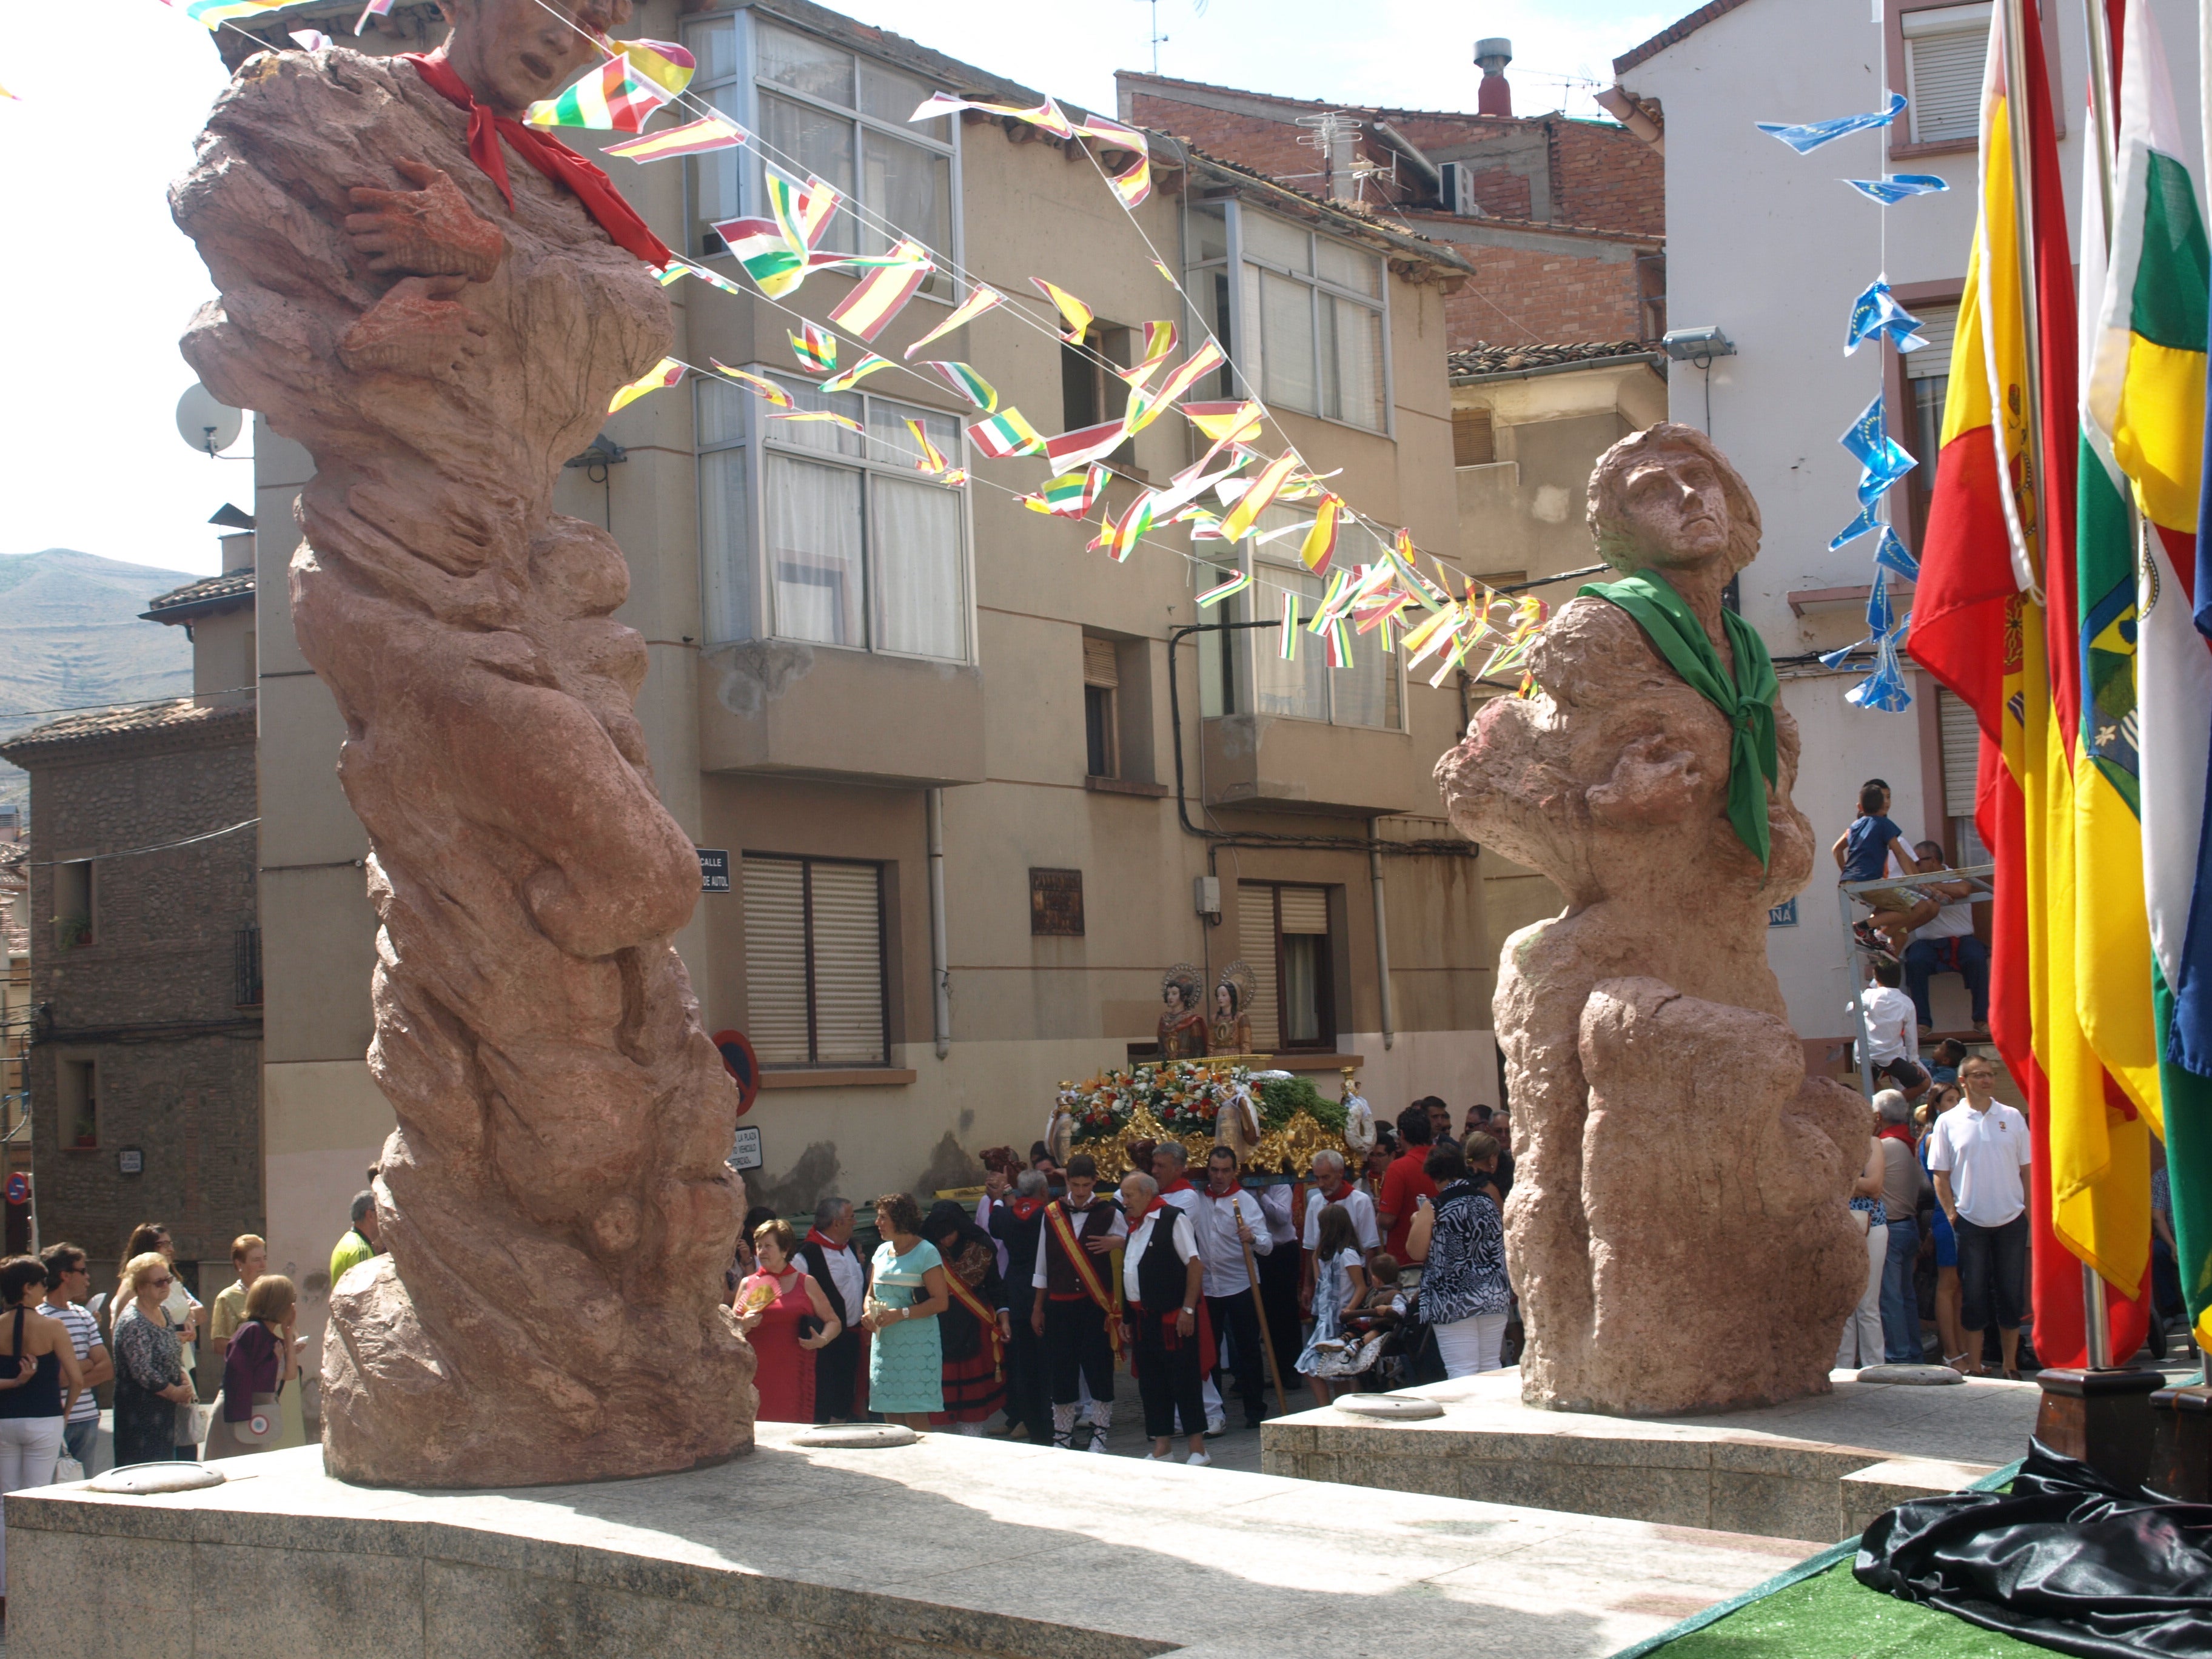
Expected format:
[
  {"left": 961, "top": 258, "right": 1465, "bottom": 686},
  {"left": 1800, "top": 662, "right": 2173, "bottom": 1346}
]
[{"left": 1069, "top": 1059, "right": 1245, "bottom": 1144}]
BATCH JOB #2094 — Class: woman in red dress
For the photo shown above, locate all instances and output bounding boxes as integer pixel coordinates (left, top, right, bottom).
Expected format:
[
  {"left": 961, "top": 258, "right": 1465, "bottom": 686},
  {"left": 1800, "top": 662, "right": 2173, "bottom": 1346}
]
[{"left": 735, "top": 1219, "right": 842, "bottom": 1423}]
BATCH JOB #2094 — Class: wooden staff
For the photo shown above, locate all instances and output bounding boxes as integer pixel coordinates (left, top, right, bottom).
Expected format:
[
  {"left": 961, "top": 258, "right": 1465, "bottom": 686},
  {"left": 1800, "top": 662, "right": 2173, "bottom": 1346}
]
[{"left": 1239, "top": 1216, "right": 1294, "bottom": 1421}]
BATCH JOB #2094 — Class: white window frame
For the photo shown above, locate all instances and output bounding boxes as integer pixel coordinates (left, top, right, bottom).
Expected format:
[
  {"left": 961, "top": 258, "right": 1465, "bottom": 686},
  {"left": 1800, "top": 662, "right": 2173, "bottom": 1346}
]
[
  {"left": 696, "top": 368, "right": 976, "bottom": 663},
  {"left": 683, "top": 7, "right": 963, "bottom": 299},
  {"left": 1224, "top": 202, "right": 1393, "bottom": 438},
  {"left": 1194, "top": 534, "right": 1405, "bottom": 734}
]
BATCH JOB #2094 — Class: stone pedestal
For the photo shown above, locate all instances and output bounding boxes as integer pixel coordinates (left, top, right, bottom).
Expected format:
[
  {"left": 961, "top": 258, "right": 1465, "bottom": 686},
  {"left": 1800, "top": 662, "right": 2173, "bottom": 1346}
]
[
  {"left": 13, "top": 1429, "right": 1826, "bottom": 1659},
  {"left": 2148, "top": 1382, "right": 2212, "bottom": 1501},
  {"left": 2033, "top": 1366, "right": 2163, "bottom": 1491}
]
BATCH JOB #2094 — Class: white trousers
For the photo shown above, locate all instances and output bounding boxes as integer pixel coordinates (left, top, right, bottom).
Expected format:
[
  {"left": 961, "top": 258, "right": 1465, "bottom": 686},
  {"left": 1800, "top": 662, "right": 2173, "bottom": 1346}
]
[
  {"left": 0, "top": 1415, "right": 65, "bottom": 1585},
  {"left": 1835, "top": 1219, "right": 1889, "bottom": 1369},
  {"left": 1434, "top": 1312, "right": 1509, "bottom": 1378}
]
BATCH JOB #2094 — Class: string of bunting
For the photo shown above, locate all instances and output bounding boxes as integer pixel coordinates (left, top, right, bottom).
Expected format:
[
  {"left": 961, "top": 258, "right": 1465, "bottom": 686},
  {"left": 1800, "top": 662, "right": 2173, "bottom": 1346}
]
[{"left": 1755, "top": 81, "right": 1946, "bottom": 711}]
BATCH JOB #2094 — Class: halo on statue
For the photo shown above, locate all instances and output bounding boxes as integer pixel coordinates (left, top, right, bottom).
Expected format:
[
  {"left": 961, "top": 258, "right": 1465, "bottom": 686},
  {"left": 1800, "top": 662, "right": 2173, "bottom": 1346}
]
[
  {"left": 1214, "top": 959, "right": 1255, "bottom": 1013},
  {"left": 1161, "top": 962, "right": 1202, "bottom": 1007}
]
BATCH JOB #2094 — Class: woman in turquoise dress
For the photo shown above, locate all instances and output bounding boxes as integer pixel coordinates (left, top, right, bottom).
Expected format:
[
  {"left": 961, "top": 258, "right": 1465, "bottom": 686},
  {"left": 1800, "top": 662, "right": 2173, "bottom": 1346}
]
[{"left": 865, "top": 1192, "right": 951, "bottom": 1427}]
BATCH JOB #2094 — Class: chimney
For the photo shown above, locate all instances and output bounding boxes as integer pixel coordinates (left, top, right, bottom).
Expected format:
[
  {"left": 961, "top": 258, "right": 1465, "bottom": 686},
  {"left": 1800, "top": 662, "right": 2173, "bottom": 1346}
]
[
  {"left": 1476, "top": 37, "right": 1513, "bottom": 116},
  {"left": 220, "top": 532, "right": 255, "bottom": 574}
]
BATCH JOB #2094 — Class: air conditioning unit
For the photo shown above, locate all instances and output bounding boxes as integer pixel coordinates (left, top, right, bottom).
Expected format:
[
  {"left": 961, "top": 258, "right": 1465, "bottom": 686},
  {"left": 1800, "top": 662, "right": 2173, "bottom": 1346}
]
[{"left": 1438, "top": 161, "right": 1481, "bottom": 218}]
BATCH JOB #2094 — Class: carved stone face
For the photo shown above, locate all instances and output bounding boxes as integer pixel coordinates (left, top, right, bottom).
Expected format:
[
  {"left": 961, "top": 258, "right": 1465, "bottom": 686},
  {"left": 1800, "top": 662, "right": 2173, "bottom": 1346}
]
[
  {"left": 443, "top": 0, "right": 612, "bottom": 116},
  {"left": 1609, "top": 448, "right": 1731, "bottom": 571}
]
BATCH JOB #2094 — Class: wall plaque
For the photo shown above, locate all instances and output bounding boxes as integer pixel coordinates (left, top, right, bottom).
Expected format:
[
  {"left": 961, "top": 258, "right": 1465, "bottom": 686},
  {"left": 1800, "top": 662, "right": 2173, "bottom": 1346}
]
[{"left": 1030, "top": 868, "right": 1085, "bottom": 936}]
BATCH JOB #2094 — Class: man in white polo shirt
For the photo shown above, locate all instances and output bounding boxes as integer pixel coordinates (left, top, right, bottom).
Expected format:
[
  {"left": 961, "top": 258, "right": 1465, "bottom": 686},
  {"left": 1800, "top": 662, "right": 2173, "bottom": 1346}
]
[{"left": 1926, "top": 1054, "right": 2033, "bottom": 1376}]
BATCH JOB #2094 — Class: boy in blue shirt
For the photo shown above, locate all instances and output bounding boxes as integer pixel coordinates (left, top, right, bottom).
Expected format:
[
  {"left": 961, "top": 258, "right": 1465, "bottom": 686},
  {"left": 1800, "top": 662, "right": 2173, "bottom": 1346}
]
[{"left": 1832, "top": 779, "right": 1937, "bottom": 959}]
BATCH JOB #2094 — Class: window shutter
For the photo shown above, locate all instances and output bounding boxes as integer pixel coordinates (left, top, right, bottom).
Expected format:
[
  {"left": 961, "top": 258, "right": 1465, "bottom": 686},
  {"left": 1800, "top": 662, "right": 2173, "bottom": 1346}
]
[
  {"left": 1905, "top": 7, "right": 1991, "bottom": 147},
  {"left": 1239, "top": 887, "right": 1279, "bottom": 1053},
  {"left": 1453, "top": 408, "right": 1495, "bottom": 466},
  {"left": 1278, "top": 887, "right": 1330, "bottom": 934},
  {"left": 808, "top": 863, "right": 886, "bottom": 1065},
  {"left": 743, "top": 857, "right": 811, "bottom": 1065},
  {"left": 1903, "top": 304, "right": 1958, "bottom": 380},
  {"left": 1938, "top": 688, "right": 1982, "bottom": 820},
  {"left": 1083, "top": 637, "right": 1119, "bottom": 688}
]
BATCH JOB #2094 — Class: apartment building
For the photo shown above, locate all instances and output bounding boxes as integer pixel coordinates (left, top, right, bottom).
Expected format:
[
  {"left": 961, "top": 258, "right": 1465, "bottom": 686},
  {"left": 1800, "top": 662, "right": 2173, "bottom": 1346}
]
[
  {"left": 214, "top": 0, "right": 1501, "bottom": 1286},
  {"left": 0, "top": 534, "right": 261, "bottom": 1295}
]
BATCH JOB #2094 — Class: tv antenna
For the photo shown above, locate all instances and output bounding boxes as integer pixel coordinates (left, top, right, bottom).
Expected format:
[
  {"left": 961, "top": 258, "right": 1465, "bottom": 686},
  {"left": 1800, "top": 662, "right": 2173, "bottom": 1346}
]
[{"left": 1132, "top": 0, "right": 1205, "bottom": 76}]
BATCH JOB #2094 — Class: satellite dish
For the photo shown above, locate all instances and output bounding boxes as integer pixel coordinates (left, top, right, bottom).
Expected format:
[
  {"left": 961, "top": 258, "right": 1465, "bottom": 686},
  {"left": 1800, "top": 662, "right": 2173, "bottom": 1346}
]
[{"left": 176, "top": 384, "right": 243, "bottom": 457}]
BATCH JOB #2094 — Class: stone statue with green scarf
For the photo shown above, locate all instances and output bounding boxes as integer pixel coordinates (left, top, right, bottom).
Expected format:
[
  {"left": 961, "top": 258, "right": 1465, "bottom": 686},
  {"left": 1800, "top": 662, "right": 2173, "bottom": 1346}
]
[{"left": 1435, "top": 423, "right": 1866, "bottom": 1419}]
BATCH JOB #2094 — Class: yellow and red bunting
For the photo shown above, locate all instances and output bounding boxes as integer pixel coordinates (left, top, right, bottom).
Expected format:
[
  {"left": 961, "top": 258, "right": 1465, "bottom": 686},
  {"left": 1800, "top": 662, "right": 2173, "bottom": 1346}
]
[
  {"left": 1031, "top": 277, "right": 1093, "bottom": 341},
  {"left": 524, "top": 55, "right": 671, "bottom": 133},
  {"left": 1126, "top": 341, "right": 1226, "bottom": 434},
  {"left": 709, "top": 362, "right": 793, "bottom": 409},
  {"left": 829, "top": 240, "right": 933, "bottom": 341},
  {"left": 903, "top": 284, "right": 1004, "bottom": 360},
  {"left": 1218, "top": 450, "right": 1301, "bottom": 544},
  {"left": 769, "top": 409, "right": 866, "bottom": 436},
  {"left": 1299, "top": 495, "right": 1342, "bottom": 574},
  {"left": 607, "top": 357, "right": 684, "bottom": 414},
  {"left": 818, "top": 354, "right": 893, "bottom": 395},
  {"left": 607, "top": 114, "right": 746, "bottom": 163}
]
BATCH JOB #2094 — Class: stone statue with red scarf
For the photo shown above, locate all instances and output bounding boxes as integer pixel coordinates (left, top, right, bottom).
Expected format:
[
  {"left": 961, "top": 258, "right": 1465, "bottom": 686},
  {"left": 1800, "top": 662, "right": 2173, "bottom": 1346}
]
[{"left": 171, "top": 1, "right": 749, "bottom": 1489}]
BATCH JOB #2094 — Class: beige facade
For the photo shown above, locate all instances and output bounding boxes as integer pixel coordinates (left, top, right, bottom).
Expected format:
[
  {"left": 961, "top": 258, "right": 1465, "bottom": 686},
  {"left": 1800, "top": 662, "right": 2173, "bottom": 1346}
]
[{"left": 230, "top": 0, "right": 1502, "bottom": 1286}]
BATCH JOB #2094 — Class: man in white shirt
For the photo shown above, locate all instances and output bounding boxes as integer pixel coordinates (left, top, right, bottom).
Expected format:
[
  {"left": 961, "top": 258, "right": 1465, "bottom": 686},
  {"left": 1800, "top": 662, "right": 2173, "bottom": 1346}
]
[
  {"left": 1028, "top": 1153, "right": 1128, "bottom": 1451},
  {"left": 797, "top": 1198, "right": 867, "bottom": 1424},
  {"left": 1850, "top": 957, "right": 1929, "bottom": 1100},
  {"left": 1193, "top": 1145, "right": 1274, "bottom": 1430},
  {"left": 1301, "top": 1150, "right": 1379, "bottom": 1313},
  {"left": 1905, "top": 840, "right": 1991, "bottom": 1037},
  {"left": 1926, "top": 1054, "right": 2033, "bottom": 1376},
  {"left": 1151, "top": 1141, "right": 1224, "bottom": 1435},
  {"left": 1118, "top": 1172, "right": 1208, "bottom": 1466}
]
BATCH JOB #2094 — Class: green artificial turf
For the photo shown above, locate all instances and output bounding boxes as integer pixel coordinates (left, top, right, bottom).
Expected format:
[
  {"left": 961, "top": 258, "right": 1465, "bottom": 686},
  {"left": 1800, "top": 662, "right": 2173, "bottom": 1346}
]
[{"left": 1650, "top": 1563, "right": 2045, "bottom": 1658}]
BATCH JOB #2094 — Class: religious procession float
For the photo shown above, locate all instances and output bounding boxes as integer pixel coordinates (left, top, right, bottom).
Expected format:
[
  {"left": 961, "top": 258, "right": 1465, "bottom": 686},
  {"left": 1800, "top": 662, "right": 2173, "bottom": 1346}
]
[{"left": 1042, "top": 962, "right": 1364, "bottom": 1178}]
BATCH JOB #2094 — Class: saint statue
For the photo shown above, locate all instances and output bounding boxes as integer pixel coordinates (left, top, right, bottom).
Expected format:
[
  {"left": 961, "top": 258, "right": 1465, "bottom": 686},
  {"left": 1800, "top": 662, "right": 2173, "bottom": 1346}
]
[
  {"left": 1044, "top": 1084, "right": 1078, "bottom": 1168},
  {"left": 1208, "top": 961, "right": 1255, "bottom": 1056},
  {"left": 1339, "top": 1067, "right": 1375, "bottom": 1159},
  {"left": 1156, "top": 965, "right": 1209, "bottom": 1062},
  {"left": 1214, "top": 1079, "right": 1262, "bottom": 1166}
]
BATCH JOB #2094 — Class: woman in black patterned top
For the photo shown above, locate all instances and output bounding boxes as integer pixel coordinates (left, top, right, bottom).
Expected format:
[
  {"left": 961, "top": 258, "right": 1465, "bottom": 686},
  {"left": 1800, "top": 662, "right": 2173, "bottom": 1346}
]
[
  {"left": 110, "top": 1252, "right": 194, "bottom": 1465},
  {"left": 1408, "top": 1135, "right": 1511, "bottom": 1377}
]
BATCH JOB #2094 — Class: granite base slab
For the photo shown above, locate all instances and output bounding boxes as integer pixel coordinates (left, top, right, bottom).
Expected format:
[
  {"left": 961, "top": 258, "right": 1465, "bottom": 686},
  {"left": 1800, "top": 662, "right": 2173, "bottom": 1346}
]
[
  {"left": 10, "top": 1425, "right": 1823, "bottom": 1658},
  {"left": 1262, "top": 1367, "right": 2037, "bottom": 1541}
]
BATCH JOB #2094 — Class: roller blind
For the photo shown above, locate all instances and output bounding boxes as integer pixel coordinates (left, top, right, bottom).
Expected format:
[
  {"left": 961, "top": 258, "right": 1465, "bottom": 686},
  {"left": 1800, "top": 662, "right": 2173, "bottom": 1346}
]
[
  {"left": 1239, "top": 888, "right": 1279, "bottom": 1053},
  {"left": 807, "top": 863, "right": 886, "bottom": 1065},
  {"left": 1083, "top": 637, "right": 1119, "bottom": 688},
  {"left": 1905, "top": 4, "right": 1991, "bottom": 147},
  {"left": 743, "top": 856, "right": 885, "bottom": 1065},
  {"left": 1903, "top": 303, "right": 1958, "bottom": 380},
  {"left": 1278, "top": 886, "right": 1330, "bottom": 934},
  {"left": 1938, "top": 688, "right": 1982, "bottom": 820},
  {"left": 743, "top": 857, "right": 811, "bottom": 1064}
]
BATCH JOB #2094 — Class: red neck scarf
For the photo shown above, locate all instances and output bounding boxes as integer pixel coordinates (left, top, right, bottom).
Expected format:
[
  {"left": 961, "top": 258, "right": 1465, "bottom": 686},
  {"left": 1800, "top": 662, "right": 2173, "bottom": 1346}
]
[
  {"left": 405, "top": 52, "right": 671, "bottom": 268},
  {"left": 1008, "top": 1196, "right": 1047, "bottom": 1221},
  {"left": 1125, "top": 1196, "right": 1165, "bottom": 1226},
  {"left": 1876, "top": 1121, "right": 1917, "bottom": 1152},
  {"left": 803, "top": 1228, "right": 847, "bottom": 1256},
  {"left": 1156, "top": 1176, "right": 1193, "bottom": 1196}
]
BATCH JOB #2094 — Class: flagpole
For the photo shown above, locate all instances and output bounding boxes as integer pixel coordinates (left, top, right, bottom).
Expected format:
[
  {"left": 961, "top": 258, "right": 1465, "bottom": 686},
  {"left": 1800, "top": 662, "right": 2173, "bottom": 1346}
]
[{"left": 2077, "top": 0, "right": 2122, "bottom": 1372}]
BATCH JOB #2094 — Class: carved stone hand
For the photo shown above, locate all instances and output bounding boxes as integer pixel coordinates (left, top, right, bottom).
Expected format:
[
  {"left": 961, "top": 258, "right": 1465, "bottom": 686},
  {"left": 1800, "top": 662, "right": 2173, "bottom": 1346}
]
[
  {"left": 339, "top": 275, "right": 491, "bottom": 382},
  {"left": 346, "top": 158, "right": 506, "bottom": 283}
]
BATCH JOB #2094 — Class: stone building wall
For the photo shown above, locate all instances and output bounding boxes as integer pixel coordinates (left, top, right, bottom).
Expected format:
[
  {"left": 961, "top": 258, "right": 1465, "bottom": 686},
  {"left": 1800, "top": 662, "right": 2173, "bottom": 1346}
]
[{"left": 1, "top": 703, "right": 261, "bottom": 1282}]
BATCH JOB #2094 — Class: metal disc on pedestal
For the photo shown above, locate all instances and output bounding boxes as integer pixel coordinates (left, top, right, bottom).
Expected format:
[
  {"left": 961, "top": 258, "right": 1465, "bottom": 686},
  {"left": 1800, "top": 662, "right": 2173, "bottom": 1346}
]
[
  {"left": 85, "top": 1463, "right": 229, "bottom": 1494},
  {"left": 1333, "top": 1394, "right": 1446, "bottom": 1420},
  {"left": 1854, "top": 1362, "right": 1967, "bottom": 1386},
  {"left": 789, "top": 1424, "right": 921, "bottom": 1448}
]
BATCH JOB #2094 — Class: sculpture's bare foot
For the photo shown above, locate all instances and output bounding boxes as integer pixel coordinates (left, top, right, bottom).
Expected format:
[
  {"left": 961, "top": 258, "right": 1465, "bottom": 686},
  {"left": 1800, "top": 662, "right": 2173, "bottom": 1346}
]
[
  {"left": 340, "top": 275, "right": 490, "bottom": 381},
  {"left": 345, "top": 158, "right": 505, "bottom": 281}
]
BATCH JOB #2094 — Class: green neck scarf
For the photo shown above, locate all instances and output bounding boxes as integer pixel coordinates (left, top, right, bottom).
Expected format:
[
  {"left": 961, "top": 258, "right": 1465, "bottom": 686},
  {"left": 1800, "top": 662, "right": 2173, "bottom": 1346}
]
[{"left": 1579, "top": 568, "right": 1780, "bottom": 869}]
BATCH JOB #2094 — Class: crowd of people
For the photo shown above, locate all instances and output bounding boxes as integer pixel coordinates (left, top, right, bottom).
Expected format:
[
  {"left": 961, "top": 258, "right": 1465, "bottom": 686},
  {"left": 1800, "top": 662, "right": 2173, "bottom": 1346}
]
[{"left": 723, "top": 1094, "right": 1520, "bottom": 1454}]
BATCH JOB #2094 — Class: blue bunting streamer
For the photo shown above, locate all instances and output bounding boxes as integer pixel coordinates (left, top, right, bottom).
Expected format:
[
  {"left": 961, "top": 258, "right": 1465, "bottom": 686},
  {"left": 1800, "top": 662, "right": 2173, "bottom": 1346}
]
[
  {"left": 1866, "top": 571, "right": 1893, "bottom": 635},
  {"left": 1829, "top": 504, "right": 1880, "bottom": 552},
  {"left": 1755, "top": 92, "right": 1907, "bottom": 154},
  {"left": 1872, "top": 523, "right": 1921, "bottom": 580},
  {"left": 1843, "top": 173, "right": 1950, "bottom": 204},
  {"left": 1842, "top": 393, "right": 1919, "bottom": 505},
  {"left": 1845, "top": 277, "right": 1929, "bottom": 355}
]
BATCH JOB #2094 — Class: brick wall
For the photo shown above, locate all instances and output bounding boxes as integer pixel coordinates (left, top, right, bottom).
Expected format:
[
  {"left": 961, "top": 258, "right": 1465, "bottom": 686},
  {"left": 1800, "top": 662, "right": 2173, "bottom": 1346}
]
[
  {"left": 1127, "top": 92, "right": 1316, "bottom": 184},
  {"left": 1550, "top": 121, "right": 1664, "bottom": 238},
  {"left": 1449, "top": 243, "right": 1645, "bottom": 346},
  {"left": 15, "top": 713, "right": 261, "bottom": 1278}
]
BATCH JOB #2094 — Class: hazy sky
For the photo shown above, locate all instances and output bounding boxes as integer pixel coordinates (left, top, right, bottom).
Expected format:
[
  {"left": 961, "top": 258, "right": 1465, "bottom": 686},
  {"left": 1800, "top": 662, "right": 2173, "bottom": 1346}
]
[{"left": 0, "top": 0, "right": 1672, "bottom": 576}]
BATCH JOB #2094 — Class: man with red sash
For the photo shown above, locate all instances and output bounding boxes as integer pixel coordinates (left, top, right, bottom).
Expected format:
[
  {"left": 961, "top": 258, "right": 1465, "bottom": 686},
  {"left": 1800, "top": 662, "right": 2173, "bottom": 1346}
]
[
  {"left": 1028, "top": 1153, "right": 1127, "bottom": 1452},
  {"left": 1119, "top": 1171, "right": 1209, "bottom": 1466}
]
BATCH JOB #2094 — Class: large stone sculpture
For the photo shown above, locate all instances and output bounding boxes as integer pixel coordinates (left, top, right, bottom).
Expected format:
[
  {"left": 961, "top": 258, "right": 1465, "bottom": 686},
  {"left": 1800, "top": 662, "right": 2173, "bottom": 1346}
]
[
  {"left": 171, "top": 0, "right": 755, "bottom": 1484},
  {"left": 1435, "top": 424, "right": 1865, "bottom": 1416}
]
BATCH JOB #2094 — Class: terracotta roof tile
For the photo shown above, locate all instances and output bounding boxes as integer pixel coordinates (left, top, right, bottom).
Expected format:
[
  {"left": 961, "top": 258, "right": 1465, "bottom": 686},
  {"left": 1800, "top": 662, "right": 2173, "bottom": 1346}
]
[
  {"left": 1449, "top": 340, "right": 1663, "bottom": 379},
  {"left": 142, "top": 570, "right": 254, "bottom": 621},
  {"left": 0, "top": 697, "right": 255, "bottom": 762}
]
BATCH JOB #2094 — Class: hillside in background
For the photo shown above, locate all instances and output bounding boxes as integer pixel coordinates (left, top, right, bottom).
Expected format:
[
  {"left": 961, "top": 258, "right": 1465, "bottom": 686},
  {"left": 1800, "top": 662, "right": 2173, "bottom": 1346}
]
[{"left": 0, "top": 549, "right": 198, "bottom": 821}]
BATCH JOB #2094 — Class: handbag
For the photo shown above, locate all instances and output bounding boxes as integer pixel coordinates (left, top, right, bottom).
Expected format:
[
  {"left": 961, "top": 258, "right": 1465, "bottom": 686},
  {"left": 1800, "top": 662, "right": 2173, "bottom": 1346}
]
[
  {"left": 53, "top": 1452, "right": 85, "bottom": 1484},
  {"left": 175, "top": 1398, "right": 215, "bottom": 1447},
  {"left": 229, "top": 1391, "right": 281, "bottom": 1447}
]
